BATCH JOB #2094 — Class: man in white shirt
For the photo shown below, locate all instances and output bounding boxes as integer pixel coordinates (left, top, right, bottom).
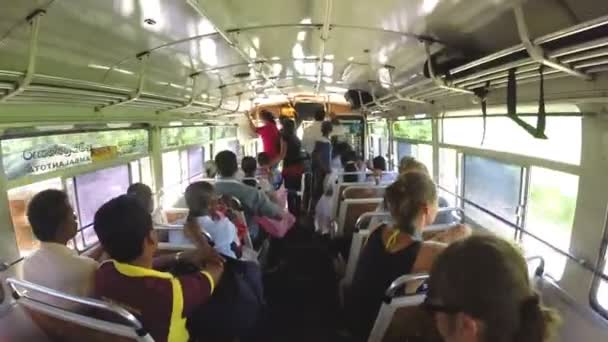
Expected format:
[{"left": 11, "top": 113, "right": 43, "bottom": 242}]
[
  {"left": 23, "top": 190, "right": 103, "bottom": 305},
  {"left": 302, "top": 108, "right": 326, "bottom": 154}
]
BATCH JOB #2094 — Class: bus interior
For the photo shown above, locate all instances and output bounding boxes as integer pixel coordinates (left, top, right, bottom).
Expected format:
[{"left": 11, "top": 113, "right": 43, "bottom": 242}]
[{"left": 1, "top": 0, "right": 608, "bottom": 341}]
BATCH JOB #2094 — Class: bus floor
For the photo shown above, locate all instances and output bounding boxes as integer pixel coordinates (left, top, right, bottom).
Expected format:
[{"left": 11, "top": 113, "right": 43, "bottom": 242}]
[{"left": 260, "top": 216, "right": 350, "bottom": 342}]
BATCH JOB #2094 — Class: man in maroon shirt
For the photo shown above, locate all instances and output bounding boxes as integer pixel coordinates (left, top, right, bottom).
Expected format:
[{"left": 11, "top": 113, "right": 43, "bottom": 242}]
[
  {"left": 246, "top": 109, "right": 280, "bottom": 161},
  {"left": 93, "top": 195, "right": 224, "bottom": 342}
]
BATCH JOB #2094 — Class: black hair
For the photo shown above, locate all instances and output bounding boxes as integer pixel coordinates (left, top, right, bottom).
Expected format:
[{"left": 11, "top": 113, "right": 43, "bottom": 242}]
[
  {"left": 341, "top": 150, "right": 357, "bottom": 166},
  {"left": 27, "top": 189, "right": 71, "bottom": 242},
  {"left": 126, "top": 183, "right": 153, "bottom": 213},
  {"left": 185, "top": 182, "right": 216, "bottom": 217},
  {"left": 260, "top": 110, "right": 276, "bottom": 124},
  {"left": 321, "top": 121, "right": 333, "bottom": 136},
  {"left": 257, "top": 152, "right": 270, "bottom": 166},
  {"left": 94, "top": 195, "right": 153, "bottom": 262},
  {"left": 215, "top": 150, "right": 238, "bottom": 177},
  {"left": 241, "top": 156, "right": 257, "bottom": 176},
  {"left": 314, "top": 108, "right": 326, "bottom": 121},
  {"left": 372, "top": 156, "right": 387, "bottom": 171},
  {"left": 282, "top": 119, "right": 296, "bottom": 136},
  {"left": 343, "top": 163, "right": 359, "bottom": 183}
]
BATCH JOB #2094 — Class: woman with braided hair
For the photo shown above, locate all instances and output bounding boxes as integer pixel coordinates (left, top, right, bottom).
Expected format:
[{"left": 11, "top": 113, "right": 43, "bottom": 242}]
[
  {"left": 346, "top": 171, "right": 471, "bottom": 340},
  {"left": 425, "top": 235, "right": 560, "bottom": 342}
]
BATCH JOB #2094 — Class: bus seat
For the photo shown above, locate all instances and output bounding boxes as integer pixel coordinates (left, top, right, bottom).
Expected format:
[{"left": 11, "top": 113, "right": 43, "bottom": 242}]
[
  {"left": 337, "top": 198, "right": 384, "bottom": 237},
  {"left": 6, "top": 278, "right": 154, "bottom": 342},
  {"left": 331, "top": 181, "right": 376, "bottom": 219},
  {"left": 343, "top": 185, "right": 387, "bottom": 200},
  {"left": 368, "top": 274, "right": 441, "bottom": 342}
]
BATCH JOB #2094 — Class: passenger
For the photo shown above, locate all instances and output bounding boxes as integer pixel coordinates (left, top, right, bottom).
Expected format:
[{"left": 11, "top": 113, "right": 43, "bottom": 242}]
[
  {"left": 329, "top": 114, "right": 347, "bottom": 142},
  {"left": 257, "top": 151, "right": 281, "bottom": 190},
  {"left": 23, "top": 190, "right": 104, "bottom": 304},
  {"left": 302, "top": 107, "right": 326, "bottom": 154},
  {"left": 241, "top": 156, "right": 260, "bottom": 189},
  {"left": 346, "top": 172, "right": 471, "bottom": 340},
  {"left": 214, "top": 150, "right": 282, "bottom": 241},
  {"left": 245, "top": 109, "right": 280, "bottom": 163},
  {"left": 311, "top": 121, "right": 333, "bottom": 206},
  {"left": 94, "top": 195, "right": 224, "bottom": 342},
  {"left": 204, "top": 160, "right": 218, "bottom": 178},
  {"left": 275, "top": 118, "right": 305, "bottom": 216},
  {"left": 169, "top": 182, "right": 240, "bottom": 259},
  {"left": 342, "top": 150, "right": 366, "bottom": 183},
  {"left": 331, "top": 141, "right": 351, "bottom": 173},
  {"left": 127, "top": 182, "right": 166, "bottom": 224},
  {"left": 314, "top": 172, "right": 338, "bottom": 235},
  {"left": 368, "top": 156, "right": 396, "bottom": 184},
  {"left": 425, "top": 235, "right": 560, "bottom": 342},
  {"left": 398, "top": 156, "right": 455, "bottom": 225}
]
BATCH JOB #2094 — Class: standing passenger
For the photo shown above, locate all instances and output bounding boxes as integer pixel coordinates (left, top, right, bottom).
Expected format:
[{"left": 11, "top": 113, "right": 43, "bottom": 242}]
[
  {"left": 245, "top": 109, "right": 280, "bottom": 163},
  {"left": 311, "top": 121, "right": 333, "bottom": 206},
  {"left": 23, "top": 190, "right": 103, "bottom": 304},
  {"left": 275, "top": 119, "right": 305, "bottom": 216},
  {"left": 425, "top": 235, "right": 560, "bottom": 342},
  {"left": 302, "top": 108, "right": 326, "bottom": 154}
]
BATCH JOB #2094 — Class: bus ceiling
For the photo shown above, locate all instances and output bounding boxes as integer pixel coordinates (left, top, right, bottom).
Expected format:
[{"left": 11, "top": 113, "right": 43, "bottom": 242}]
[{"left": 0, "top": 1, "right": 607, "bottom": 127}]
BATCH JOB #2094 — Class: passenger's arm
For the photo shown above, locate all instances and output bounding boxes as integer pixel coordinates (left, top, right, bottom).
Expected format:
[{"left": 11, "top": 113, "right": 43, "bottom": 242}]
[
  {"left": 179, "top": 260, "right": 224, "bottom": 316},
  {"left": 254, "top": 189, "right": 283, "bottom": 219},
  {"left": 427, "top": 224, "right": 472, "bottom": 244},
  {"left": 244, "top": 111, "right": 258, "bottom": 133}
]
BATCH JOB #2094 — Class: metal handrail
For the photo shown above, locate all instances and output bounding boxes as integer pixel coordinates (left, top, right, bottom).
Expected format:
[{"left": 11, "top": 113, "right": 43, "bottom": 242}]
[
  {"left": 438, "top": 185, "right": 608, "bottom": 282},
  {"left": 0, "top": 258, "right": 24, "bottom": 272},
  {"left": 7, "top": 278, "right": 147, "bottom": 336},
  {"left": 526, "top": 256, "right": 546, "bottom": 278},
  {"left": 385, "top": 273, "right": 429, "bottom": 299},
  {"left": 354, "top": 211, "right": 392, "bottom": 231},
  {"left": 353, "top": 207, "right": 463, "bottom": 232}
]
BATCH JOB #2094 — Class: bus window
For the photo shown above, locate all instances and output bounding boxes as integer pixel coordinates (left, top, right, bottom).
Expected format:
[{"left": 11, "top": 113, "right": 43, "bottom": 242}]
[
  {"left": 438, "top": 148, "right": 458, "bottom": 207},
  {"left": 129, "top": 160, "right": 140, "bottom": 184},
  {"left": 140, "top": 157, "right": 153, "bottom": 187},
  {"left": 463, "top": 155, "right": 523, "bottom": 239},
  {"left": 396, "top": 141, "right": 416, "bottom": 162},
  {"left": 75, "top": 165, "right": 130, "bottom": 230},
  {"left": 187, "top": 147, "right": 203, "bottom": 181},
  {"left": 417, "top": 144, "right": 434, "bottom": 178},
  {"left": 7, "top": 178, "right": 63, "bottom": 256},
  {"left": 522, "top": 167, "right": 578, "bottom": 280},
  {"left": 162, "top": 151, "right": 182, "bottom": 207}
]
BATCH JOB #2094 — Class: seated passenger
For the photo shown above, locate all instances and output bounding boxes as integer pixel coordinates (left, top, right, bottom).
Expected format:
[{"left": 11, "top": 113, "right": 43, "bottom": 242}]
[
  {"left": 241, "top": 156, "right": 259, "bottom": 188},
  {"left": 368, "top": 156, "right": 396, "bottom": 184},
  {"left": 127, "top": 182, "right": 166, "bottom": 224},
  {"left": 204, "top": 160, "right": 218, "bottom": 178},
  {"left": 94, "top": 195, "right": 224, "bottom": 342},
  {"left": 23, "top": 190, "right": 104, "bottom": 305},
  {"left": 425, "top": 235, "right": 560, "bottom": 342},
  {"left": 346, "top": 172, "right": 471, "bottom": 340},
  {"left": 342, "top": 150, "right": 366, "bottom": 183},
  {"left": 169, "top": 182, "right": 240, "bottom": 259},
  {"left": 257, "top": 152, "right": 280, "bottom": 190},
  {"left": 214, "top": 150, "right": 282, "bottom": 240},
  {"left": 398, "top": 157, "right": 455, "bottom": 225}
]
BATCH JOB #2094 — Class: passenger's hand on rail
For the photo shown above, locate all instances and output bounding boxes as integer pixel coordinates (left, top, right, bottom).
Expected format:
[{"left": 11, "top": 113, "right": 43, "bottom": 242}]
[{"left": 203, "top": 258, "right": 225, "bottom": 285}]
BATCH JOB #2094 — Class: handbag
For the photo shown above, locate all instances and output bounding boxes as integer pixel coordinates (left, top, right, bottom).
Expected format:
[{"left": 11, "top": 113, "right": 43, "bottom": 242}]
[{"left": 254, "top": 211, "right": 295, "bottom": 238}]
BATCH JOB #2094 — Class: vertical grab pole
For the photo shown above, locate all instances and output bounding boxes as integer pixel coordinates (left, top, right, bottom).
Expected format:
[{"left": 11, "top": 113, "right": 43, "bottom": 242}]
[{"left": 149, "top": 126, "right": 164, "bottom": 208}]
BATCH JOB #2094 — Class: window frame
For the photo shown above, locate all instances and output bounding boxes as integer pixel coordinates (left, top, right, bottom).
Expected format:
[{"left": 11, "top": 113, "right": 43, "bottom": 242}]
[{"left": 590, "top": 220, "right": 608, "bottom": 319}]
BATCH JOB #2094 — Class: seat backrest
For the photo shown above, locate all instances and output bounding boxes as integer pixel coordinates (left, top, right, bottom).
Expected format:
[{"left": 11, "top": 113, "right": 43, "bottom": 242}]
[
  {"left": 337, "top": 198, "right": 384, "bottom": 237},
  {"left": 343, "top": 185, "right": 387, "bottom": 200},
  {"left": 6, "top": 278, "right": 153, "bottom": 342},
  {"left": 332, "top": 181, "right": 375, "bottom": 218},
  {"left": 368, "top": 274, "right": 441, "bottom": 342}
]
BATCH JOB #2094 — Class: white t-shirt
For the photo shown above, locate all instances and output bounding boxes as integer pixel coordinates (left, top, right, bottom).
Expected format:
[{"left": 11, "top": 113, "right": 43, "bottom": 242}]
[
  {"left": 169, "top": 215, "right": 239, "bottom": 259},
  {"left": 23, "top": 242, "right": 98, "bottom": 307},
  {"left": 302, "top": 121, "right": 324, "bottom": 154}
]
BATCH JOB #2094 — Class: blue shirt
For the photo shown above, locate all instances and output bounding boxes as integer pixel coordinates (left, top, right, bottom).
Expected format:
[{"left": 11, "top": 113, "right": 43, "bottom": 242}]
[{"left": 170, "top": 215, "right": 238, "bottom": 259}]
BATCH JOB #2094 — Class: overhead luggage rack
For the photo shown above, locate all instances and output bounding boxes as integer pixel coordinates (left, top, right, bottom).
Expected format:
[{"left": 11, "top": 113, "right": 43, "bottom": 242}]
[{"left": 376, "top": 11, "right": 608, "bottom": 108}]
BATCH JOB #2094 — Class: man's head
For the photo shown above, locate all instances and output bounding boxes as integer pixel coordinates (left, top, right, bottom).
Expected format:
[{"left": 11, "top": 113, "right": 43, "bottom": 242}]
[
  {"left": 127, "top": 183, "right": 154, "bottom": 213},
  {"left": 94, "top": 195, "right": 156, "bottom": 263},
  {"left": 241, "top": 156, "right": 257, "bottom": 177},
  {"left": 185, "top": 182, "right": 218, "bottom": 216},
  {"left": 314, "top": 108, "right": 326, "bottom": 121},
  {"left": 215, "top": 150, "right": 238, "bottom": 177},
  {"left": 204, "top": 160, "right": 218, "bottom": 178},
  {"left": 259, "top": 110, "right": 276, "bottom": 125},
  {"left": 257, "top": 152, "right": 270, "bottom": 168},
  {"left": 372, "top": 156, "right": 387, "bottom": 171},
  {"left": 27, "top": 189, "right": 77, "bottom": 244}
]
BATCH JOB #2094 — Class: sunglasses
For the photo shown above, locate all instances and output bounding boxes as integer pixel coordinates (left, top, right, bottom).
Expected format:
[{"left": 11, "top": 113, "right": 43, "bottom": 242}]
[{"left": 421, "top": 296, "right": 461, "bottom": 315}]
